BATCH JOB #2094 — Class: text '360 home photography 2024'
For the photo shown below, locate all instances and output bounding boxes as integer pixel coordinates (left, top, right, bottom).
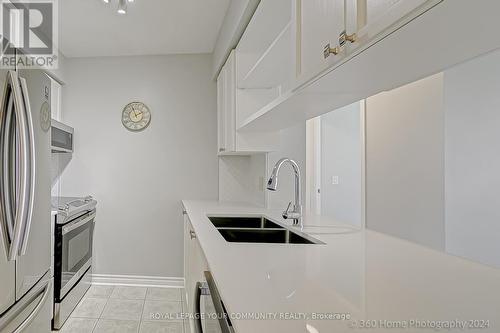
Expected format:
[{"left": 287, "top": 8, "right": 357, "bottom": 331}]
[{"left": 1, "top": 0, "right": 500, "bottom": 332}]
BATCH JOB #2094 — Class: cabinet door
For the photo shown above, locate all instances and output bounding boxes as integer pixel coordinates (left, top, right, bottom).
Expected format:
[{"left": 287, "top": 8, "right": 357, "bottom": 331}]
[
  {"left": 223, "top": 51, "right": 236, "bottom": 152},
  {"left": 351, "top": 0, "right": 440, "bottom": 47},
  {"left": 300, "top": 0, "right": 345, "bottom": 80},
  {"left": 50, "top": 78, "right": 62, "bottom": 120},
  {"left": 216, "top": 51, "right": 236, "bottom": 154},
  {"left": 183, "top": 213, "right": 208, "bottom": 333},
  {"left": 217, "top": 65, "right": 226, "bottom": 154}
]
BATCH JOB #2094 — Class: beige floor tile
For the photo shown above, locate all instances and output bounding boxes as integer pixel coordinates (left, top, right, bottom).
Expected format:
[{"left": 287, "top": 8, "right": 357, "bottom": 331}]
[
  {"left": 71, "top": 298, "right": 107, "bottom": 319},
  {"left": 139, "top": 321, "right": 184, "bottom": 333},
  {"left": 146, "top": 288, "right": 182, "bottom": 302},
  {"left": 60, "top": 318, "right": 97, "bottom": 333},
  {"left": 86, "top": 285, "right": 115, "bottom": 298},
  {"left": 142, "top": 301, "right": 183, "bottom": 322},
  {"left": 101, "top": 299, "right": 145, "bottom": 321},
  {"left": 93, "top": 319, "right": 140, "bottom": 333},
  {"left": 111, "top": 286, "right": 147, "bottom": 300}
]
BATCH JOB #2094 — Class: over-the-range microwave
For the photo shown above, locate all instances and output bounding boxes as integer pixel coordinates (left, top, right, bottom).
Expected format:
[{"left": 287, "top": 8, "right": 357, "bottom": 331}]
[{"left": 51, "top": 119, "right": 74, "bottom": 153}]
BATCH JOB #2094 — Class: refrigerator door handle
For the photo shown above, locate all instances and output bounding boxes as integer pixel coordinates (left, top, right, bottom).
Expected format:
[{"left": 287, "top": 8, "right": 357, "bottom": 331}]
[
  {"left": 18, "top": 76, "right": 35, "bottom": 256},
  {"left": 0, "top": 93, "right": 15, "bottom": 258},
  {"left": 0, "top": 277, "right": 52, "bottom": 333},
  {"left": 4, "top": 70, "right": 30, "bottom": 261},
  {"left": 11, "top": 280, "right": 51, "bottom": 333}
]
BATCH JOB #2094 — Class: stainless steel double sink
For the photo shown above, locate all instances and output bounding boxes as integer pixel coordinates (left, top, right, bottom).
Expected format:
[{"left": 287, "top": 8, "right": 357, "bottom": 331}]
[{"left": 208, "top": 216, "right": 322, "bottom": 244}]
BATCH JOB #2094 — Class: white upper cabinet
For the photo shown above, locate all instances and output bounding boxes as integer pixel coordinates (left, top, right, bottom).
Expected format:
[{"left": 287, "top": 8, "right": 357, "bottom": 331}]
[
  {"left": 342, "top": 0, "right": 443, "bottom": 58},
  {"left": 217, "top": 51, "right": 236, "bottom": 154},
  {"left": 236, "top": 0, "right": 295, "bottom": 91},
  {"left": 217, "top": 50, "right": 279, "bottom": 155},
  {"left": 300, "top": 0, "right": 442, "bottom": 82},
  {"left": 355, "top": 0, "right": 441, "bottom": 43},
  {"left": 50, "top": 77, "right": 62, "bottom": 121},
  {"left": 232, "top": 0, "right": 297, "bottom": 136},
  {"left": 300, "top": 0, "right": 346, "bottom": 81}
]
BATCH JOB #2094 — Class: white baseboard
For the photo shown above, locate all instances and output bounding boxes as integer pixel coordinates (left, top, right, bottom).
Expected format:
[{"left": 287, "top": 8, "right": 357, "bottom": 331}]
[{"left": 92, "top": 274, "right": 184, "bottom": 288}]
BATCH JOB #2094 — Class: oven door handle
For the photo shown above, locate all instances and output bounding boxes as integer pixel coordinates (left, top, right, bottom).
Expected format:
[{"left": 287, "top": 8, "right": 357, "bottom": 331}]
[
  {"left": 62, "top": 212, "right": 96, "bottom": 235},
  {"left": 204, "top": 271, "right": 234, "bottom": 333},
  {"left": 195, "top": 282, "right": 204, "bottom": 333}
]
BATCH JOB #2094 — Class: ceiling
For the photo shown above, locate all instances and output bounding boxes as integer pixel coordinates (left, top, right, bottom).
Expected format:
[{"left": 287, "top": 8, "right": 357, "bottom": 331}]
[{"left": 59, "top": 0, "right": 230, "bottom": 58}]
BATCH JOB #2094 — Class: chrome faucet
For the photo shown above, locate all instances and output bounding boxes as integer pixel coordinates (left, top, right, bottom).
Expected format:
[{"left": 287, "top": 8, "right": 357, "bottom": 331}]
[{"left": 267, "top": 158, "right": 303, "bottom": 229}]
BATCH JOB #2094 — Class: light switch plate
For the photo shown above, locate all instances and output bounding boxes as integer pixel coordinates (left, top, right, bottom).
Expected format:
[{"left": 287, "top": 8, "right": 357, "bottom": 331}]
[{"left": 332, "top": 176, "right": 339, "bottom": 185}]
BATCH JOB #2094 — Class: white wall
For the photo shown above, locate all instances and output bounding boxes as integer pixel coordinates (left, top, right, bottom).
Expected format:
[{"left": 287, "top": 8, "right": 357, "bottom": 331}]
[
  {"left": 60, "top": 55, "right": 218, "bottom": 278},
  {"left": 320, "top": 102, "right": 363, "bottom": 226},
  {"left": 365, "top": 73, "right": 445, "bottom": 250},
  {"left": 218, "top": 154, "right": 266, "bottom": 206},
  {"left": 47, "top": 50, "right": 68, "bottom": 84},
  {"left": 444, "top": 49, "right": 500, "bottom": 268},
  {"left": 216, "top": 123, "right": 306, "bottom": 211}
]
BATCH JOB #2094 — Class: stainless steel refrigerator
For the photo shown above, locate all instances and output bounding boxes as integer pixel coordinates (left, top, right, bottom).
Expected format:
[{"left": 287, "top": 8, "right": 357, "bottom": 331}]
[{"left": 0, "top": 67, "right": 53, "bottom": 333}]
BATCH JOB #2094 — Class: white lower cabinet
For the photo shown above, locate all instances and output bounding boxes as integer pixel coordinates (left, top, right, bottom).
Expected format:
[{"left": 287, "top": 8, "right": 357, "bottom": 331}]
[{"left": 183, "top": 210, "right": 208, "bottom": 333}]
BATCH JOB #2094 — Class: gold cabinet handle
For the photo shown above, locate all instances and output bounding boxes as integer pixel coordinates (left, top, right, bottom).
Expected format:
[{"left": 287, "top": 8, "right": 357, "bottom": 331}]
[
  {"left": 339, "top": 31, "right": 357, "bottom": 47},
  {"left": 345, "top": 33, "right": 357, "bottom": 43},
  {"left": 324, "top": 44, "right": 341, "bottom": 58}
]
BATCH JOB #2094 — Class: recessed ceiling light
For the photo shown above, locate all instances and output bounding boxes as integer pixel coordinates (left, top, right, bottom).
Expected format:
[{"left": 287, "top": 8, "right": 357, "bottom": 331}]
[
  {"left": 100, "top": 0, "right": 135, "bottom": 14},
  {"left": 117, "top": 0, "right": 127, "bottom": 14}
]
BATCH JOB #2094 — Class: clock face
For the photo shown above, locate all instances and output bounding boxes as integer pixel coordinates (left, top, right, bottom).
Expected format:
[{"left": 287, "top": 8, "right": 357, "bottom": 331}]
[{"left": 122, "top": 102, "right": 151, "bottom": 131}]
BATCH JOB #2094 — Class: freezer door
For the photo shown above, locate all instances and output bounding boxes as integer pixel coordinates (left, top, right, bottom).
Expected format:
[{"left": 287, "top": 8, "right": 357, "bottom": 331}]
[
  {"left": 15, "top": 70, "right": 51, "bottom": 299},
  {"left": 0, "top": 69, "right": 16, "bottom": 315},
  {"left": 0, "top": 254, "right": 15, "bottom": 316},
  {"left": 0, "top": 273, "right": 52, "bottom": 333}
]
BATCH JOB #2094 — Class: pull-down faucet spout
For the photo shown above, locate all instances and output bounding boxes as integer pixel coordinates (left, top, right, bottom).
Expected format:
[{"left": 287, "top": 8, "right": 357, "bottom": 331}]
[{"left": 267, "top": 158, "right": 303, "bottom": 229}]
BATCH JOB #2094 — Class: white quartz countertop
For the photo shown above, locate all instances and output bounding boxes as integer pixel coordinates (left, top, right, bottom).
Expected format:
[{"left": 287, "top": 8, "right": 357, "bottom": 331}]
[{"left": 182, "top": 200, "right": 500, "bottom": 333}]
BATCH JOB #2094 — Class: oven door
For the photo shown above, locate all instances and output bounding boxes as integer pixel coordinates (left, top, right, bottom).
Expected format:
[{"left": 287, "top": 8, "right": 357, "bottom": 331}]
[
  {"left": 58, "top": 211, "right": 95, "bottom": 299},
  {"left": 195, "top": 271, "right": 234, "bottom": 333}
]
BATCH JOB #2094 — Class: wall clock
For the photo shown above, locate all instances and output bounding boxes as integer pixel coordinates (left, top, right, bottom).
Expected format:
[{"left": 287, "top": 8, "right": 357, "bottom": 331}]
[{"left": 122, "top": 102, "right": 151, "bottom": 131}]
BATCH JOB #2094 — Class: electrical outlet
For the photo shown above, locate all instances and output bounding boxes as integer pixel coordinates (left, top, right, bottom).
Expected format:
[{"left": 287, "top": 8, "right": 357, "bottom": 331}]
[
  {"left": 259, "top": 176, "right": 265, "bottom": 191},
  {"left": 332, "top": 176, "right": 339, "bottom": 185}
]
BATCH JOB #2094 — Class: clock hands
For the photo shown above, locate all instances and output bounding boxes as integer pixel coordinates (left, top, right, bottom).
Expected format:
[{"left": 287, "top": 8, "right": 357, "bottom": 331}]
[{"left": 131, "top": 105, "right": 139, "bottom": 118}]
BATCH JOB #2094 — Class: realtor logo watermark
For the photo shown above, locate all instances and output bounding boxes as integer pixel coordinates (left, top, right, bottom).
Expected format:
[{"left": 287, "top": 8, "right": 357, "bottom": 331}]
[{"left": 0, "top": 0, "right": 58, "bottom": 69}]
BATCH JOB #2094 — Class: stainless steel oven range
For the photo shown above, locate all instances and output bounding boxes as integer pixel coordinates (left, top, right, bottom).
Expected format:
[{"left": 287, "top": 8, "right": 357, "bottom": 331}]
[{"left": 52, "top": 196, "right": 97, "bottom": 330}]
